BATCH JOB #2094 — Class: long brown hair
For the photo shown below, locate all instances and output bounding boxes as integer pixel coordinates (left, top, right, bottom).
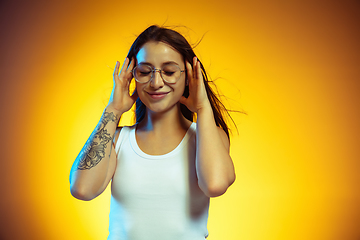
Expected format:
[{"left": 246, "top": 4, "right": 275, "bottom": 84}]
[{"left": 127, "top": 25, "right": 234, "bottom": 139}]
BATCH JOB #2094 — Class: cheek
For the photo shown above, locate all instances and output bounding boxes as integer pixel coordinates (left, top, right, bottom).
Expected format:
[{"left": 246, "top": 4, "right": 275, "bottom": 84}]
[
  {"left": 177, "top": 79, "right": 186, "bottom": 95},
  {"left": 172, "top": 82, "right": 186, "bottom": 102},
  {"left": 135, "top": 82, "right": 147, "bottom": 92}
]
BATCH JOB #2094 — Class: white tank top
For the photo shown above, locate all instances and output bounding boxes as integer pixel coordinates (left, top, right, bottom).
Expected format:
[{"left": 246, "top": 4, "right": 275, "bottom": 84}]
[{"left": 108, "top": 123, "right": 209, "bottom": 240}]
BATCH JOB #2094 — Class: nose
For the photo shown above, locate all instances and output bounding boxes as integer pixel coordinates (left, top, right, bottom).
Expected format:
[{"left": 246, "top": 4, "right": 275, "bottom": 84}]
[{"left": 150, "top": 69, "right": 164, "bottom": 89}]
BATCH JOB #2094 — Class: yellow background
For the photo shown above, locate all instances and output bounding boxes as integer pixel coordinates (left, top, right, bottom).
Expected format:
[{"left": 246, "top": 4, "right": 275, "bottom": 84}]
[{"left": 1, "top": 0, "right": 359, "bottom": 239}]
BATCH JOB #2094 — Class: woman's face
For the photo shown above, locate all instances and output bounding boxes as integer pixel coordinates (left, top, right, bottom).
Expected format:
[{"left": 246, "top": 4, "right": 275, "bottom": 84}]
[{"left": 135, "top": 41, "right": 186, "bottom": 114}]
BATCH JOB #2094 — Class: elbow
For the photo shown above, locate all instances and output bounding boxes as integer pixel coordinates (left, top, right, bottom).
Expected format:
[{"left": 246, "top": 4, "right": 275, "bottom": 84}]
[
  {"left": 70, "top": 184, "right": 97, "bottom": 201},
  {"left": 202, "top": 173, "right": 236, "bottom": 198},
  {"left": 206, "top": 185, "right": 228, "bottom": 198}
]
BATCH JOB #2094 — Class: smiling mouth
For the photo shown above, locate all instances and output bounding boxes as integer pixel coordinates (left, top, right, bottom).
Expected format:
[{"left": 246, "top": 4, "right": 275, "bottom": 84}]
[{"left": 147, "top": 92, "right": 169, "bottom": 99}]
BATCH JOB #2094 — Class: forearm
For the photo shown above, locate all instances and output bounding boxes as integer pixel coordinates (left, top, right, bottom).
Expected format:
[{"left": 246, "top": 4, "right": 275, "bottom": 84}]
[
  {"left": 196, "top": 105, "right": 236, "bottom": 197},
  {"left": 70, "top": 106, "right": 122, "bottom": 200}
]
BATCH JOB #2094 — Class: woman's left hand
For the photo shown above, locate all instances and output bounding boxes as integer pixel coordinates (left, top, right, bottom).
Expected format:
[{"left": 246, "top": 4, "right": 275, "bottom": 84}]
[{"left": 180, "top": 57, "right": 211, "bottom": 113}]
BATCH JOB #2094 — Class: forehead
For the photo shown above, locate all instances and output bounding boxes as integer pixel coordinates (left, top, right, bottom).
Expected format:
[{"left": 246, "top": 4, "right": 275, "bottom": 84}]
[{"left": 136, "top": 41, "right": 183, "bottom": 65}]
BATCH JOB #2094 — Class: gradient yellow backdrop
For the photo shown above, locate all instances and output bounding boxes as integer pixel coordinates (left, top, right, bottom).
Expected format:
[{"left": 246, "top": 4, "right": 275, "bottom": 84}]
[{"left": 1, "top": 0, "right": 359, "bottom": 239}]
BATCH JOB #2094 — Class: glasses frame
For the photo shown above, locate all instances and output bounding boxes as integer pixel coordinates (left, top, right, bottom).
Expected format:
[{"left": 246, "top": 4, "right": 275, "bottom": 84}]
[{"left": 132, "top": 63, "right": 186, "bottom": 84}]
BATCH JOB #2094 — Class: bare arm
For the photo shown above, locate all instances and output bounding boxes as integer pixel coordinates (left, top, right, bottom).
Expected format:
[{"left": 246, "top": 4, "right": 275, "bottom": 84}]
[
  {"left": 69, "top": 108, "right": 121, "bottom": 200},
  {"left": 180, "top": 57, "right": 235, "bottom": 197},
  {"left": 69, "top": 58, "right": 137, "bottom": 200},
  {"left": 196, "top": 106, "right": 236, "bottom": 197}
]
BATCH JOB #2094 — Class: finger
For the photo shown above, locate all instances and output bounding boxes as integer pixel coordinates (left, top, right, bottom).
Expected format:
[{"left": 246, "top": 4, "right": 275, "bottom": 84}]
[
  {"left": 118, "top": 57, "right": 129, "bottom": 79},
  {"left": 179, "top": 95, "right": 188, "bottom": 105},
  {"left": 193, "top": 57, "right": 197, "bottom": 79},
  {"left": 196, "top": 58, "right": 202, "bottom": 80},
  {"left": 186, "top": 61, "right": 193, "bottom": 84},
  {"left": 126, "top": 57, "right": 135, "bottom": 82},
  {"left": 113, "top": 61, "right": 120, "bottom": 77},
  {"left": 127, "top": 57, "right": 135, "bottom": 72}
]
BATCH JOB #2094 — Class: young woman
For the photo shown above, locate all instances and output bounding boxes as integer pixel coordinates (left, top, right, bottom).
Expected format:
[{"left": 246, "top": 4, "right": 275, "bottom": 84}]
[{"left": 70, "top": 25, "right": 236, "bottom": 240}]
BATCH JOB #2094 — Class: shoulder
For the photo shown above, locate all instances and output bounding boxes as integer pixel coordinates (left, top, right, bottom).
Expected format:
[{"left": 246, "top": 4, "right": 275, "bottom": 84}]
[
  {"left": 113, "top": 125, "right": 136, "bottom": 145},
  {"left": 191, "top": 123, "right": 229, "bottom": 150},
  {"left": 114, "top": 127, "right": 123, "bottom": 145}
]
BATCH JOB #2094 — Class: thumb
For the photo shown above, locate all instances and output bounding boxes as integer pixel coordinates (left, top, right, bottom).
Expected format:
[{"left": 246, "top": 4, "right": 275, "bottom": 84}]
[{"left": 179, "top": 96, "right": 188, "bottom": 105}]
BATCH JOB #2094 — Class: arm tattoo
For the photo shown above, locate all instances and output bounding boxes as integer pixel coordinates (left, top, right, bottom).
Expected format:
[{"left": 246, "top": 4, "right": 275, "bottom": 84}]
[{"left": 77, "top": 111, "right": 120, "bottom": 170}]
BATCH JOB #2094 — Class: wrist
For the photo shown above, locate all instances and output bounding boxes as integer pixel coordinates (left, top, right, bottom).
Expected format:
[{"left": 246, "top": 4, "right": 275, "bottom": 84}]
[
  {"left": 196, "top": 101, "right": 212, "bottom": 116},
  {"left": 105, "top": 104, "right": 124, "bottom": 117}
]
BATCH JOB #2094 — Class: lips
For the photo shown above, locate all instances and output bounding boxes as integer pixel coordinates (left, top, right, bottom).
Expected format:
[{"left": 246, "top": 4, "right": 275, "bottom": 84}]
[{"left": 147, "top": 91, "right": 169, "bottom": 99}]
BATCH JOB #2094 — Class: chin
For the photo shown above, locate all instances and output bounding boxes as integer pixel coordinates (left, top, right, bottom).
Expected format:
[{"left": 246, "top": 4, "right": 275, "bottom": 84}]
[
  {"left": 146, "top": 103, "right": 176, "bottom": 114},
  {"left": 144, "top": 99, "right": 182, "bottom": 114}
]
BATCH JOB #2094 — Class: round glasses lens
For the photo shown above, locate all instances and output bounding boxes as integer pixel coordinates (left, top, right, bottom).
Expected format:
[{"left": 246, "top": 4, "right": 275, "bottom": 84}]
[
  {"left": 134, "top": 64, "right": 152, "bottom": 83},
  {"left": 161, "top": 64, "right": 181, "bottom": 83}
]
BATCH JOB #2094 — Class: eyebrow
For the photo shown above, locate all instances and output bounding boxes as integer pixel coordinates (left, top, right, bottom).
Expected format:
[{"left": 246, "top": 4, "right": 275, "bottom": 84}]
[{"left": 138, "top": 61, "right": 180, "bottom": 67}]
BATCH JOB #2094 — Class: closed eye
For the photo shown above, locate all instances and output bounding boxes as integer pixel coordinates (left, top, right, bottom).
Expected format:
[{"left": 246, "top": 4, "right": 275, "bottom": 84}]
[
  {"left": 162, "top": 71, "right": 175, "bottom": 76},
  {"left": 139, "top": 71, "right": 151, "bottom": 75}
]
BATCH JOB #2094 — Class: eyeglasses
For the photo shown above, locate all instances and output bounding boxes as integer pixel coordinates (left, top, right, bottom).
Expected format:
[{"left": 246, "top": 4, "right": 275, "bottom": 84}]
[{"left": 132, "top": 63, "right": 185, "bottom": 84}]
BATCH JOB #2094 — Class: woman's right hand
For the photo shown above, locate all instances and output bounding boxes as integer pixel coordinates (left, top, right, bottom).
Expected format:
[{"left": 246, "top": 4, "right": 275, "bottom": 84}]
[{"left": 107, "top": 58, "right": 138, "bottom": 114}]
